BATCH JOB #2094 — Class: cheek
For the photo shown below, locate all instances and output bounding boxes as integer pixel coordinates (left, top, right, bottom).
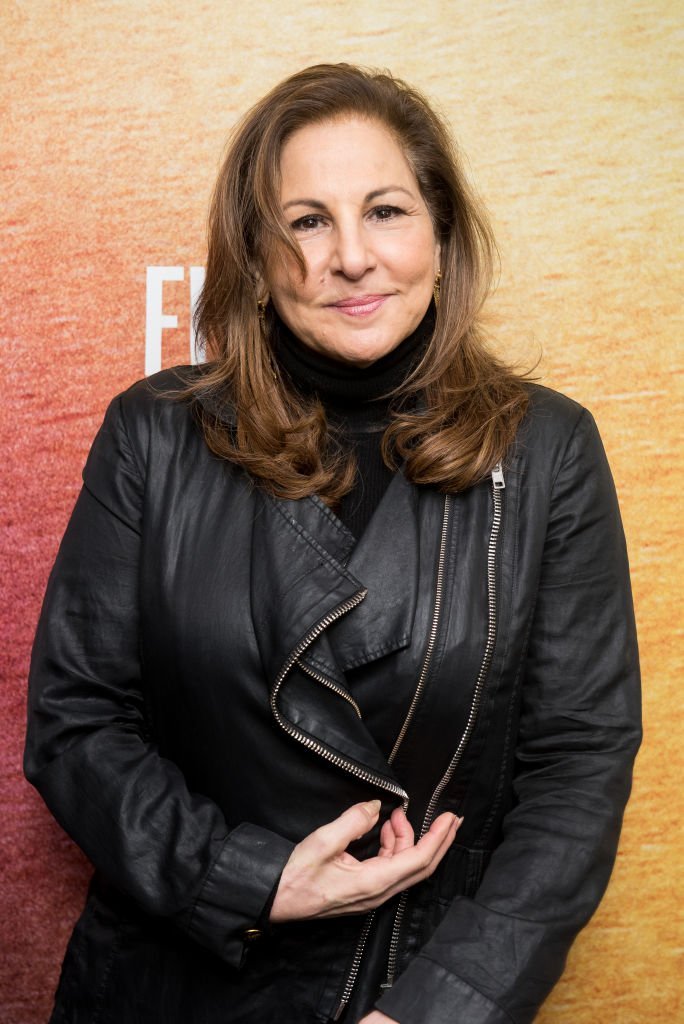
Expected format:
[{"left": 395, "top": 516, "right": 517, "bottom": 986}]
[
  {"left": 403, "top": 257, "right": 438, "bottom": 291},
  {"left": 285, "top": 280, "right": 319, "bottom": 309},
  {"left": 387, "top": 234, "right": 438, "bottom": 287},
  {"left": 270, "top": 276, "right": 320, "bottom": 320},
  {"left": 268, "top": 266, "right": 307, "bottom": 307},
  {"left": 272, "top": 248, "right": 324, "bottom": 306},
  {"left": 299, "top": 243, "right": 329, "bottom": 286}
]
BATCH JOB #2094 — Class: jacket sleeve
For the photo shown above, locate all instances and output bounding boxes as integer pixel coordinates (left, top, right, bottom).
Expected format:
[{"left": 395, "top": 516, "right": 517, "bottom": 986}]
[
  {"left": 24, "top": 391, "right": 295, "bottom": 968},
  {"left": 376, "top": 408, "right": 642, "bottom": 1024}
]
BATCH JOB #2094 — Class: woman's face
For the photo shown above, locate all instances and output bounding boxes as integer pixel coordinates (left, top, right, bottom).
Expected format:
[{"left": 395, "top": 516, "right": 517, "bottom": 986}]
[{"left": 262, "top": 117, "right": 441, "bottom": 367}]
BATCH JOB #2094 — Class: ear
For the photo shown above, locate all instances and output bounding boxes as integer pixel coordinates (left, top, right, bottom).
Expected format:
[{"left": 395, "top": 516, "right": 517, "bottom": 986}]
[
  {"left": 252, "top": 269, "right": 270, "bottom": 306},
  {"left": 433, "top": 241, "right": 441, "bottom": 278}
]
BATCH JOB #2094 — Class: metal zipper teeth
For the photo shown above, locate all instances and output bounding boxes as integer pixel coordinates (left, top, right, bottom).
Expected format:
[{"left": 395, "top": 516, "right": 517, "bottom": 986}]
[
  {"left": 272, "top": 593, "right": 410, "bottom": 1021},
  {"left": 298, "top": 659, "right": 363, "bottom": 719},
  {"left": 375, "top": 494, "right": 452, "bottom": 996},
  {"left": 383, "top": 468, "right": 505, "bottom": 989},
  {"left": 387, "top": 494, "right": 452, "bottom": 766},
  {"left": 335, "top": 493, "right": 454, "bottom": 1015},
  {"left": 270, "top": 591, "right": 409, "bottom": 801},
  {"left": 270, "top": 593, "right": 409, "bottom": 798},
  {"left": 333, "top": 494, "right": 453, "bottom": 1020},
  {"left": 421, "top": 475, "right": 504, "bottom": 827},
  {"left": 270, "top": 593, "right": 365, "bottom": 709},
  {"left": 332, "top": 910, "right": 376, "bottom": 1021}
]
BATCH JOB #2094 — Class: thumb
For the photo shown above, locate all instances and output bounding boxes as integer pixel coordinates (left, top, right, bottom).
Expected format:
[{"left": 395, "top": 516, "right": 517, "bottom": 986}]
[{"left": 315, "top": 800, "right": 382, "bottom": 856}]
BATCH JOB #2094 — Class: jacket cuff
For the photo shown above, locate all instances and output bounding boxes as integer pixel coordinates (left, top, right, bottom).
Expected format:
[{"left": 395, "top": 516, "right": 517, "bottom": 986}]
[
  {"left": 376, "top": 956, "right": 515, "bottom": 1024},
  {"left": 183, "top": 822, "right": 295, "bottom": 967}
]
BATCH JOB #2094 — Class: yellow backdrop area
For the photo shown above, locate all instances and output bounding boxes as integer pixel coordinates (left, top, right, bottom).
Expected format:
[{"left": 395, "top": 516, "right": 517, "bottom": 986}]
[{"left": 1, "top": 2, "right": 682, "bottom": 1022}]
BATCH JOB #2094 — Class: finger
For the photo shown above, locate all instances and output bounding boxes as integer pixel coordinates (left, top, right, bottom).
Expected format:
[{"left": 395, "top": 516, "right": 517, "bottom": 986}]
[
  {"left": 426, "top": 810, "right": 462, "bottom": 838},
  {"left": 389, "top": 807, "right": 415, "bottom": 854},
  {"left": 318, "top": 815, "right": 463, "bottom": 915},
  {"left": 378, "top": 817, "right": 396, "bottom": 858},
  {"left": 314, "top": 815, "right": 459, "bottom": 917},
  {"left": 312, "top": 800, "right": 382, "bottom": 859},
  {"left": 348, "top": 815, "right": 448, "bottom": 897},
  {"left": 361, "top": 813, "right": 459, "bottom": 896},
  {"left": 415, "top": 812, "right": 461, "bottom": 864},
  {"left": 397, "top": 812, "right": 461, "bottom": 883}
]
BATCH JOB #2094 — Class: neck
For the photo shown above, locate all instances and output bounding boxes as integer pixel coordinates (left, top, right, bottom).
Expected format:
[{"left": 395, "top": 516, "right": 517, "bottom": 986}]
[{"left": 273, "top": 307, "right": 435, "bottom": 417}]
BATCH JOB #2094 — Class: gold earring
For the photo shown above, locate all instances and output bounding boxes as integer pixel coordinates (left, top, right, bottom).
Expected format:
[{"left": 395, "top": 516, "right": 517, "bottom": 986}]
[
  {"left": 257, "top": 299, "right": 267, "bottom": 326},
  {"left": 433, "top": 272, "right": 441, "bottom": 308}
]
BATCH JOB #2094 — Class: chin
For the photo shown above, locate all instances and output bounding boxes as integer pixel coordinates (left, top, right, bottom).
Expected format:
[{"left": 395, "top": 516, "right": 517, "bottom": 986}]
[
  {"left": 332, "top": 343, "right": 393, "bottom": 367},
  {"left": 326, "top": 330, "right": 402, "bottom": 366}
]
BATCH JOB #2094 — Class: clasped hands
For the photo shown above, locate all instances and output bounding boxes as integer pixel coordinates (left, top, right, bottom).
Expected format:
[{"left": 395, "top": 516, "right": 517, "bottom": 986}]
[{"left": 271, "top": 799, "right": 462, "bottom": 1023}]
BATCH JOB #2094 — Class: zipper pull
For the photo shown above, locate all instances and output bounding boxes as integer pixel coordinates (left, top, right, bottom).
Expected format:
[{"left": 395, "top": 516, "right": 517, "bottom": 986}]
[{"left": 491, "top": 462, "right": 505, "bottom": 490}]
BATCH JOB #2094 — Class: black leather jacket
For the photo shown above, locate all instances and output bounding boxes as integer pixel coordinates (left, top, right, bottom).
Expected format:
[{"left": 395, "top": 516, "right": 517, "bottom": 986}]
[{"left": 25, "top": 369, "right": 641, "bottom": 1024}]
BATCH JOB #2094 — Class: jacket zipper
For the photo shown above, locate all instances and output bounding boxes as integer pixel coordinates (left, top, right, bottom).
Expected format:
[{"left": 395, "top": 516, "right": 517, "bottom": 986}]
[
  {"left": 333, "top": 494, "right": 452, "bottom": 1020},
  {"left": 387, "top": 494, "right": 452, "bottom": 766},
  {"left": 382, "top": 463, "right": 506, "bottom": 990},
  {"left": 270, "top": 592, "right": 409, "bottom": 801},
  {"left": 298, "top": 661, "right": 363, "bottom": 719},
  {"left": 271, "top": 594, "right": 410, "bottom": 1022}
]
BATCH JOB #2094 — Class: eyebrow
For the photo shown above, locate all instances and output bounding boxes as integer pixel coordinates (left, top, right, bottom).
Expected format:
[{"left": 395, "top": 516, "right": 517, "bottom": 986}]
[{"left": 282, "top": 185, "right": 415, "bottom": 211}]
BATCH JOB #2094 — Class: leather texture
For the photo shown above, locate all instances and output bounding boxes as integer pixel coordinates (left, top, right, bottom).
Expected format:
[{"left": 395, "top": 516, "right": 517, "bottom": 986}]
[{"left": 24, "top": 368, "right": 641, "bottom": 1024}]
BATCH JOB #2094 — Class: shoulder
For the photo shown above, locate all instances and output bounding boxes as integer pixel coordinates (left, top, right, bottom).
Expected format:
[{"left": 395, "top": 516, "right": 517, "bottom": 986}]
[
  {"left": 517, "top": 382, "right": 598, "bottom": 453},
  {"left": 510, "top": 383, "right": 610, "bottom": 490},
  {"left": 116, "top": 364, "right": 204, "bottom": 418},
  {"left": 116, "top": 363, "right": 235, "bottom": 433},
  {"left": 521, "top": 382, "right": 588, "bottom": 436},
  {"left": 105, "top": 364, "right": 208, "bottom": 453},
  {"left": 85, "top": 365, "right": 207, "bottom": 482},
  {"left": 82, "top": 366, "right": 243, "bottom": 525}
]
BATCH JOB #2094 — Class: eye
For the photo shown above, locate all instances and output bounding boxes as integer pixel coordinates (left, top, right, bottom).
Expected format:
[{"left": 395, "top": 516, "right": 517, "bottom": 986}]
[
  {"left": 369, "top": 205, "right": 404, "bottom": 222},
  {"left": 290, "top": 214, "right": 326, "bottom": 232}
]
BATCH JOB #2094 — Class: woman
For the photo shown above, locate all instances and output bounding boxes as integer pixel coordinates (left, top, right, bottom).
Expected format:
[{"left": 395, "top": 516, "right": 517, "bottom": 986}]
[{"left": 25, "top": 64, "right": 641, "bottom": 1024}]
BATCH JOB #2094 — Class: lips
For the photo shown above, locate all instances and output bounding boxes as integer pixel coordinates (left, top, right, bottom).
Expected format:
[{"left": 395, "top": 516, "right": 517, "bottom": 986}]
[{"left": 327, "top": 294, "right": 389, "bottom": 317}]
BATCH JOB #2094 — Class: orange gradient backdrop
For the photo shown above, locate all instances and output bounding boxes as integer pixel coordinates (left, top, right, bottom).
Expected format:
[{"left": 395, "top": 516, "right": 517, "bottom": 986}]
[{"left": 1, "top": 2, "right": 682, "bottom": 1021}]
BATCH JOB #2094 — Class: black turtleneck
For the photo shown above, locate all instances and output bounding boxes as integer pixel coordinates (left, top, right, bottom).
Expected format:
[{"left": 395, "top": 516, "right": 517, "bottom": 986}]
[{"left": 274, "top": 310, "right": 434, "bottom": 538}]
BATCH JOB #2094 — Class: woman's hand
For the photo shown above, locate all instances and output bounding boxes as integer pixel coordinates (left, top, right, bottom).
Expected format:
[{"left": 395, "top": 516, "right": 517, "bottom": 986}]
[{"left": 270, "top": 800, "right": 461, "bottom": 922}]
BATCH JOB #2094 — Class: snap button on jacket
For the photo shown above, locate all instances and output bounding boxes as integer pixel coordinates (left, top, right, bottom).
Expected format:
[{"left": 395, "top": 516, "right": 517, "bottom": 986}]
[{"left": 24, "top": 368, "right": 642, "bottom": 1024}]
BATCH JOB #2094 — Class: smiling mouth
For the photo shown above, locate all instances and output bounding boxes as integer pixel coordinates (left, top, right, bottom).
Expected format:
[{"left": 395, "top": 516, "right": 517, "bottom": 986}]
[{"left": 327, "top": 294, "right": 389, "bottom": 317}]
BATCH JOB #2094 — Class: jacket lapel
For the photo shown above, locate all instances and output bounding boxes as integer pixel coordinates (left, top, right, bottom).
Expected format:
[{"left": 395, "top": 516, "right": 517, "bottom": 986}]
[
  {"left": 249, "top": 475, "right": 420, "bottom": 780},
  {"left": 315, "top": 470, "right": 418, "bottom": 673}
]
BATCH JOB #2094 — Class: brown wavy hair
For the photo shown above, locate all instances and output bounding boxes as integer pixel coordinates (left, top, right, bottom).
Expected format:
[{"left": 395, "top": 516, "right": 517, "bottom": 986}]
[{"left": 188, "top": 63, "right": 528, "bottom": 503}]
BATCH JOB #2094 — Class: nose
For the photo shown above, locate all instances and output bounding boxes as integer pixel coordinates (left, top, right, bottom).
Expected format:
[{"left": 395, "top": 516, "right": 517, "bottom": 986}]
[{"left": 329, "top": 219, "right": 376, "bottom": 280}]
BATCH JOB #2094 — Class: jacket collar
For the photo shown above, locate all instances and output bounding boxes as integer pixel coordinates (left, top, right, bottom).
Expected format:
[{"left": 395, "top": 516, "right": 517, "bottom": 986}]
[
  {"left": 319, "top": 470, "right": 418, "bottom": 673},
  {"left": 251, "top": 470, "right": 418, "bottom": 677},
  {"left": 249, "top": 471, "right": 421, "bottom": 777}
]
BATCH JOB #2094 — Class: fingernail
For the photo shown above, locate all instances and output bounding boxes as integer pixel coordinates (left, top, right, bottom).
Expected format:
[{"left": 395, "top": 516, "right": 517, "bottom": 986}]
[{"left": 364, "top": 799, "right": 382, "bottom": 814}]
